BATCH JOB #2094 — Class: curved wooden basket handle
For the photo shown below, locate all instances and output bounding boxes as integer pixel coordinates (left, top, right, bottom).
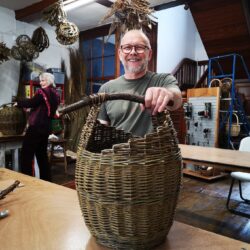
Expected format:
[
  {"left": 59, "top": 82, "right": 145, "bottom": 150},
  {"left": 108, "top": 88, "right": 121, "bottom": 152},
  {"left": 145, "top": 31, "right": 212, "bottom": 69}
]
[
  {"left": 59, "top": 93, "right": 173, "bottom": 115},
  {"left": 228, "top": 112, "right": 239, "bottom": 125},
  {"left": 209, "top": 78, "right": 222, "bottom": 88}
]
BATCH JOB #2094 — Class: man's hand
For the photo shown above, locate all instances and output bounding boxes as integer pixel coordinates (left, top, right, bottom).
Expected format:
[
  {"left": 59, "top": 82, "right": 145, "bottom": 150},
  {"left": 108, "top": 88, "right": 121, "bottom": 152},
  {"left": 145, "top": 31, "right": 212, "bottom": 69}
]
[{"left": 140, "top": 87, "right": 182, "bottom": 115}]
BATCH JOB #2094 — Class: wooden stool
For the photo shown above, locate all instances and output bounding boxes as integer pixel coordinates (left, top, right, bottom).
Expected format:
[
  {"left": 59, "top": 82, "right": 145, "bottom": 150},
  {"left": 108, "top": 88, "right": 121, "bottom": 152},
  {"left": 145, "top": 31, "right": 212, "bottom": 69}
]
[{"left": 49, "top": 138, "right": 68, "bottom": 173}]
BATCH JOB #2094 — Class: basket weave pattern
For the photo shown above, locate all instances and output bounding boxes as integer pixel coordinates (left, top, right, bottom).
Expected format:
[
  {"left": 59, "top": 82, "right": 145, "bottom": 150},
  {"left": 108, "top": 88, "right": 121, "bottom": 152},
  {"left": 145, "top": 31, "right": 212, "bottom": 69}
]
[
  {"left": 75, "top": 100, "right": 182, "bottom": 249},
  {"left": 0, "top": 104, "right": 26, "bottom": 135}
]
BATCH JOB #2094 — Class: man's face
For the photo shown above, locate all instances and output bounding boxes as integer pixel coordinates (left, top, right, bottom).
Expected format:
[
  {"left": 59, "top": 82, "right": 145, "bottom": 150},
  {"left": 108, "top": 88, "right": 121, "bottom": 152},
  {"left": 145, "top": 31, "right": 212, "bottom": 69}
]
[{"left": 119, "top": 32, "right": 152, "bottom": 75}]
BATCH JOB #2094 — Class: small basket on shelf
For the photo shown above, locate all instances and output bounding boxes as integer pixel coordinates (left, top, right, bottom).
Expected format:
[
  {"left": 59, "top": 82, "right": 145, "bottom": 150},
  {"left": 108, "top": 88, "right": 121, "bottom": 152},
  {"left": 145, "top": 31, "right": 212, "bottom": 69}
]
[
  {"left": 225, "top": 112, "right": 240, "bottom": 137},
  {"left": 60, "top": 93, "right": 182, "bottom": 250},
  {"left": 199, "top": 166, "right": 221, "bottom": 177}
]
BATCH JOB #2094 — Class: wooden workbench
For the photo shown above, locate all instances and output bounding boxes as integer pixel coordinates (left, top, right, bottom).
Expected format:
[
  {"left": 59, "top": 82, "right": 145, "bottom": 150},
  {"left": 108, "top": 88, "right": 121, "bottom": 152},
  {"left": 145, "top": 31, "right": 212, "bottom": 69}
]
[
  {"left": 0, "top": 168, "right": 249, "bottom": 250},
  {"left": 179, "top": 144, "right": 250, "bottom": 179}
]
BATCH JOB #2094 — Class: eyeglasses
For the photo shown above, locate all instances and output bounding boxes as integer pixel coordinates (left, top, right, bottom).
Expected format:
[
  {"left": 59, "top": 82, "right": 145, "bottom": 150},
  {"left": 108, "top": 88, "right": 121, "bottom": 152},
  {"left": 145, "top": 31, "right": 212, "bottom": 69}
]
[{"left": 120, "top": 45, "right": 149, "bottom": 54}]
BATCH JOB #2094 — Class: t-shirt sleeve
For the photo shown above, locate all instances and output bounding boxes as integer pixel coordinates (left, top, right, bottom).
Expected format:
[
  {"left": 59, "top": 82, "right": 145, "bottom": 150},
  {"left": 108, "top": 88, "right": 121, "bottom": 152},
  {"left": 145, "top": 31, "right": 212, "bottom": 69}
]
[
  {"left": 161, "top": 74, "right": 179, "bottom": 89},
  {"left": 97, "top": 84, "right": 109, "bottom": 122}
]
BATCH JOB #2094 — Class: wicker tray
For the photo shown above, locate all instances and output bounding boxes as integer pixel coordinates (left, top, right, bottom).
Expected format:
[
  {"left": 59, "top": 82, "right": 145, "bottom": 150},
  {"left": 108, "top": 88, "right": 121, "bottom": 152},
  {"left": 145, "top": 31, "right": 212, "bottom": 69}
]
[{"left": 60, "top": 93, "right": 182, "bottom": 250}]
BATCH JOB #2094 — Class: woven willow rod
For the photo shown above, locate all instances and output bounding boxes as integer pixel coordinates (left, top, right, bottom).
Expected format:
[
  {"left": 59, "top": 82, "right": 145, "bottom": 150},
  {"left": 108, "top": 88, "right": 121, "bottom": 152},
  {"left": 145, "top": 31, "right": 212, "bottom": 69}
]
[{"left": 58, "top": 92, "right": 173, "bottom": 115}]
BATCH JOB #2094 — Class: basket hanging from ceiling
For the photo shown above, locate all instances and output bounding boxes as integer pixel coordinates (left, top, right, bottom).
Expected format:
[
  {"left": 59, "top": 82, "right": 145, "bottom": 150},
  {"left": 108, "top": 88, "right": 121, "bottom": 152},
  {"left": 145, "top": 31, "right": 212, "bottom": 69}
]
[
  {"left": 61, "top": 93, "right": 182, "bottom": 249},
  {"left": 0, "top": 103, "right": 26, "bottom": 136}
]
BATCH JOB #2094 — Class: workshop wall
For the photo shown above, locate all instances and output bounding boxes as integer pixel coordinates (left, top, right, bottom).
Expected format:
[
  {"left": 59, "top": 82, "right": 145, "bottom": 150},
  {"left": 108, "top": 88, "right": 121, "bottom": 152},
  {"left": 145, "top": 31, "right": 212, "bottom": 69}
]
[
  {"left": 0, "top": 6, "right": 77, "bottom": 105},
  {"left": 156, "top": 5, "right": 208, "bottom": 73}
]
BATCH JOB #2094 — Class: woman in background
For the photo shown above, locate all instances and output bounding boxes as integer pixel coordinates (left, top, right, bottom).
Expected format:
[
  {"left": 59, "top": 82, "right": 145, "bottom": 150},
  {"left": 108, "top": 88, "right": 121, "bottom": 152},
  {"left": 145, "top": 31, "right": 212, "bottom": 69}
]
[{"left": 15, "top": 72, "right": 60, "bottom": 181}]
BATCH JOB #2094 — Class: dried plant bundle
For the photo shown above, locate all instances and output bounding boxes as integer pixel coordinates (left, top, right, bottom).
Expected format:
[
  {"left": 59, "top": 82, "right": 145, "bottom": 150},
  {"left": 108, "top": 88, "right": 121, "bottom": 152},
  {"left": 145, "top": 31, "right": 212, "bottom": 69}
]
[
  {"left": 101, "top": 0, "right": 156, "bottom": 41},
  {"left": 61, "top": 49, "right": 89, "bottom": 152}
]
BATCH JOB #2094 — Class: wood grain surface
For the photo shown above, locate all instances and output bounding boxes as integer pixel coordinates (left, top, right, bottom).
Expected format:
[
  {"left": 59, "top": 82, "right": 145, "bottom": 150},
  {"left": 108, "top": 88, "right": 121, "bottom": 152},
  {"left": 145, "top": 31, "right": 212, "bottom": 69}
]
[{"left": 0, "top": 168, "right": 249, "bottom": 250}]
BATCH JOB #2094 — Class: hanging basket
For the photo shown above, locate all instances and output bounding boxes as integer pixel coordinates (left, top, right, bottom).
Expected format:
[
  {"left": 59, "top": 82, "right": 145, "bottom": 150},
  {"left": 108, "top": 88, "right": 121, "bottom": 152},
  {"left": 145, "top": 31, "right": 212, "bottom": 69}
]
[
  {"left": 225, "top": 112, "right": 240, "bottom": 137},
  {"left": 60, "top": 93, "right": 182, "bottom": 249},
  {"left": 0, "top": 103, "right": 26, "bottom": 136}
]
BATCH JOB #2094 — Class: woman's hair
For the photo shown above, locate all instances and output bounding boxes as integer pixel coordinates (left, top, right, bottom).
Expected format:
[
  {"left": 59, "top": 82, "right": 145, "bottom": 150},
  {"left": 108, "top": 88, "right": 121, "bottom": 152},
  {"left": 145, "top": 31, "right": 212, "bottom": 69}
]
[{"left": 39, "top": 72, "right": 56, "bottom": 87}]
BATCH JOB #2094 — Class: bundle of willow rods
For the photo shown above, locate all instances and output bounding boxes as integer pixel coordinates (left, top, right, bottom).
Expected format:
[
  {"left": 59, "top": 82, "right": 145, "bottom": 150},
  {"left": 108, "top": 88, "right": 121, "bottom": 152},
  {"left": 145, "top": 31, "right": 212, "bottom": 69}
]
[{"left": 101, "top": 0, "right": 156, "bottom": 41}]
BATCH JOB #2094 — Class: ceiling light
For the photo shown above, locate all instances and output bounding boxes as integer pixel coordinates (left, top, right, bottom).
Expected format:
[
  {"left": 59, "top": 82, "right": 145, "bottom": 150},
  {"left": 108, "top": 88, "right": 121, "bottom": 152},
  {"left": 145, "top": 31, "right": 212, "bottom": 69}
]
[{"left": 63, "top": 0, "right": 95, "bottom": 11}]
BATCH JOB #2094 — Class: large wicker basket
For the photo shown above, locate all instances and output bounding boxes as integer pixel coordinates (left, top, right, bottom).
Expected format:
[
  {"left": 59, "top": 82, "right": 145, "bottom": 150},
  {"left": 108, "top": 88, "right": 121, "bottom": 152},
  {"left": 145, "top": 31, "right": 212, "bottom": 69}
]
[
  {"left": 0, "top": 103, "right": 26, "bottom": 136},
  {"left": 61, "top": 93, "right": 182, "bottom": 249}
]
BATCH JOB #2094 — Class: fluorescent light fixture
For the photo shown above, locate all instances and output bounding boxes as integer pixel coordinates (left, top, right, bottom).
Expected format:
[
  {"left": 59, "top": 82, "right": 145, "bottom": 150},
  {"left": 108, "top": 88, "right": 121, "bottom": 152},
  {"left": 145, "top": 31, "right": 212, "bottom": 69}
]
[{"left": 63, "top": 0, "right": 95, "bottom": 11}]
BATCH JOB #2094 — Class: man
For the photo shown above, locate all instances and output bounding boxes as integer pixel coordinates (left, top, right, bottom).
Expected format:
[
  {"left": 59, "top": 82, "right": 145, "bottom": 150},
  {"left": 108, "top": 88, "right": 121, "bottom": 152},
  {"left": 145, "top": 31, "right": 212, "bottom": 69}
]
[{"left": 98, "top": 29, "right": 182, "bottom": 137}]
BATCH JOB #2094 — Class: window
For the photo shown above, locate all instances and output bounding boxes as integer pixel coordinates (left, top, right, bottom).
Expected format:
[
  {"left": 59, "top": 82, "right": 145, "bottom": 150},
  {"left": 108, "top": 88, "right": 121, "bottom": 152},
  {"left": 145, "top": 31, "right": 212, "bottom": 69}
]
[{"left": 80, "top": 24, "right": 157, "bottom": 94}]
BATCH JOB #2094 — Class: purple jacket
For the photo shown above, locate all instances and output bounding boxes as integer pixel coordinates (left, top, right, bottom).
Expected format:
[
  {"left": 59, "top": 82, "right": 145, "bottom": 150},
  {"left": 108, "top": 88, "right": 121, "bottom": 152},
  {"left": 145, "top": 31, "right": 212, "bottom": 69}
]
[{"left": 17, "top": 86, "right": 60, "bottom": 135}]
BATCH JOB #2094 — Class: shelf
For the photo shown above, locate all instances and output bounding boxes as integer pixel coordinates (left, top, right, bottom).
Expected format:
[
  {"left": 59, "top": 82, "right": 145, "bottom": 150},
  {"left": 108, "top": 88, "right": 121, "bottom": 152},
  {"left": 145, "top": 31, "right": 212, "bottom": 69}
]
[
  {"left": 209, "top": 74, "right": 233, "bottom": 79},
  {"left": 183, "top": 168, "right": 228, "bottom": 181},
  {"left": 219, "top": 110, "right": 239, "bottom": 113},
  {"left": 24, "top": 80, "right": 39, "bottom": 86},
  {"left": 24, "top": 80, "right": 64, "bottom": 103},
  {"left": 220, "top": 98, "right": 233, "bottom": 101}
]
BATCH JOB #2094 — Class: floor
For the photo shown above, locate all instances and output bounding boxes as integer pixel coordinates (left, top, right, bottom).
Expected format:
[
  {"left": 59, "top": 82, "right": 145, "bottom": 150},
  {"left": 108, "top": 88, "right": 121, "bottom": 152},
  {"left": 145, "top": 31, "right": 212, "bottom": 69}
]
[
  {"left": 51, "top": 162, "right": 250, "bottom": 244},
  {"left": 176, "top": 175, "right": 250, "bottom": 243}
]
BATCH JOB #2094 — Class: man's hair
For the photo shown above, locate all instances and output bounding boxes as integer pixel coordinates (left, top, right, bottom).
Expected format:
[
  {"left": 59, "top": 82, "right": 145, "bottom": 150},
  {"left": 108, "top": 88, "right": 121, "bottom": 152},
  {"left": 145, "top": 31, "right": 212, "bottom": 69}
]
[
  {"left": 39, "top": 72, "right": 56, "bottom": 87},
  {"left": 121, "top": 29, "right": 151, "bottom": 49}
]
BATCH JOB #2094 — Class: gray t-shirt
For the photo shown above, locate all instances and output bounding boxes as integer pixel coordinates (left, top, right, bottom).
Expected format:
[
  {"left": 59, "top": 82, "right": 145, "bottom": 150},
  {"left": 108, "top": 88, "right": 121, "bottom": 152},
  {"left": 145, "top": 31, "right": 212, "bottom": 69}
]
[{"left": 98, "top": 71, "right": 179, "bottom": 137}]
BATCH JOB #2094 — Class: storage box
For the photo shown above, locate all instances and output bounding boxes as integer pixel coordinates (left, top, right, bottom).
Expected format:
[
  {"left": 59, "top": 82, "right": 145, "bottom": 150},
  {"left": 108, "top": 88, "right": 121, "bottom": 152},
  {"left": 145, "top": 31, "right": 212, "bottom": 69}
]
[{"left": 47, "top": 68, "right": 61, "bottom": 73}]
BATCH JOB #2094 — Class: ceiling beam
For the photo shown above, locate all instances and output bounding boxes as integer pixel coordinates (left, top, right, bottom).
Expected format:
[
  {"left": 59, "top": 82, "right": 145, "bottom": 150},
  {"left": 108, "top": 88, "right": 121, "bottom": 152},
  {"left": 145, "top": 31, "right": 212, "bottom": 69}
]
[
  {"left": 242, "top": 0, "right": 250, "bottom": 36},
  {"left": 154, "top": 0, "right": 187, "bottom": 11},
  {"left": 15, "top": 0, "right": 58, "bottom": 21},
  {"left": 95, "top": 0, "right": 113, "bottom": 8}
]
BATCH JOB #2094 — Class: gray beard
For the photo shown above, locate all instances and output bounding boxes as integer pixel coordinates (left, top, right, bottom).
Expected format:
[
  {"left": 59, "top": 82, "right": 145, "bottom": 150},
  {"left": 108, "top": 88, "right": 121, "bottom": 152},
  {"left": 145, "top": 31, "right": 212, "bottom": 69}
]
[{"left": 123, "top": 60, "right": 148, "bottom": 74}]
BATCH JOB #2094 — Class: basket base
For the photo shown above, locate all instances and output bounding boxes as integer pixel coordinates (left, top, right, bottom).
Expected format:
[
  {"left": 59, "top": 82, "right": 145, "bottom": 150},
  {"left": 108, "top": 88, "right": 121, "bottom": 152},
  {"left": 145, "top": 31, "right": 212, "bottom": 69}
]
[{"left": 95, "top": 233, "right": 166, "bottom": 250}]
